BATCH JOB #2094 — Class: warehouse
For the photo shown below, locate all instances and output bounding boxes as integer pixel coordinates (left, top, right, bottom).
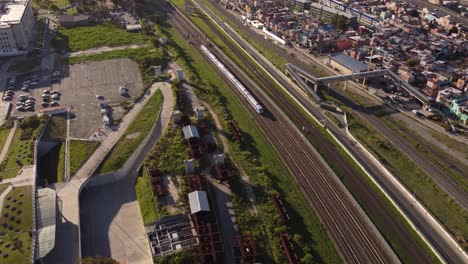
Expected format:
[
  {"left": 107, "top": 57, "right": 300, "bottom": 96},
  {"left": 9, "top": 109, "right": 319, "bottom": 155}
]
[{"left": 327, "top": 52, "right": 368, "bottom": 74}]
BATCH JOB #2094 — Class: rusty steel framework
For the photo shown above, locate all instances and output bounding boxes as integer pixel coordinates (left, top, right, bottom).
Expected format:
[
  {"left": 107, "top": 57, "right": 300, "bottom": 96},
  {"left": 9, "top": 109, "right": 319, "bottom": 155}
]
[
  {"left": 187, "top": 175, "right": 223, "bottom": 263},
  {"left": 280, "top": 232, "right": 300, "bottom": 264},
  {"left": 227, "top": 120, "right": 244, "bottom": 145},
  {"left": 271, "top": 193, "right": 291, "bottom": 225},
  {"left": 230, "top": 234, "right": 259, "bottom": 263}
]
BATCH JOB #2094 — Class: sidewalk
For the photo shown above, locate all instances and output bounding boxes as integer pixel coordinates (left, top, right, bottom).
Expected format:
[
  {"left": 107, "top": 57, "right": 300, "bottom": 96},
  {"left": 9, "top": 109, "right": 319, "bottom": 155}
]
[
  {"left": 0, "top": 121, "right": 17, "bottom": 163},
  {"left": 48, "top": 82, "right": 170, "bottom": 264}
]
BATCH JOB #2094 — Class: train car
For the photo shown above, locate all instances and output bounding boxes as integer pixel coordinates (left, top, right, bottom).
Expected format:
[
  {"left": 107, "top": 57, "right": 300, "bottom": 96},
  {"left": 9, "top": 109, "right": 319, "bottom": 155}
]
[{"left": 200, "top": 45, "right": 264, "bottom": 114}]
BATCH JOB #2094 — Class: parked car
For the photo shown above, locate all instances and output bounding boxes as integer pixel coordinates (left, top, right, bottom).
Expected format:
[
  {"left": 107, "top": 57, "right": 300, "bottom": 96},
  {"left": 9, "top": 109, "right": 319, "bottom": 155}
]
[
  {"left": 119, "top": 86, "right": 128, "bottom": 96},
  {"left": 18, "top": 97, "right": 26, "bottom": 102},
  {"left": 28, "top": 96, "right": 35, "bottom": 101},
  {"left": 50, "top": 101, "right": 59, "bottom": 107},
  {"left": 3, "top": 96, "right": 12, "bottom": 101},
  {"left": 41, "top": 94, "right": 50, "bottom": 98},
  {"left": 21, "top": 86, "right": 29, "bottom": 92},
  {"left": 16, "top": 106, "right": 25, "bottom": 111},
  {"left": 41, "top": 102, "right": 49, "bottom": 107},
  {"left": 16, "top": 102, "right": 24, "bottom": 106},
  {"left": 25, "top": 106, "right": 34, "bottom": 111},
  {"left": 51, "top": 94, "right": 60, "bottom": 100},
  {"left": 96, "top": 95, "right": 104, "bottom": 100},
  {"left": 43, "top": 90, "right": 50, "bottom": 94}
]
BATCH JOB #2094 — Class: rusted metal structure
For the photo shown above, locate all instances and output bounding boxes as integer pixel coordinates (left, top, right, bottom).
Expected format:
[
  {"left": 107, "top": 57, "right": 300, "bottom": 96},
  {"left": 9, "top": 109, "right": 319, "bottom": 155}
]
[
  {"left": 187, "top": 175, "right": 223, "bottom": 263},
  {"left": 271, "top": 193, "right": 291, "bottom": 225},
  {"left": 227, "top": 120, "right": 244, "bottom": 145},
  {"left": 280, "top": 232, "right": 300, "bottom": 264},
  {"left": 230, "top": 234, "right": 259, "bottom": 263}
]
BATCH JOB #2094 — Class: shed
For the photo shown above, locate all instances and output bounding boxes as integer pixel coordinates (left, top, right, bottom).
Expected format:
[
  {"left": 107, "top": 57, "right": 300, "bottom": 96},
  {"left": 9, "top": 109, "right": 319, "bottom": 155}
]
[
  {"left": 58, "top": 15, "right": 89, "bottom": 28},
  {"left": 182, "top": 125, "right": 199, "bottom": 139},
  {"left": 126, "top": 24, "right": 142, "bottom": 32},
  {"left": 188, "top": 190, "right": 210, "bottom": 214},
  {"left": 328, "top": 53, "right": 368, "bottom": 74}
]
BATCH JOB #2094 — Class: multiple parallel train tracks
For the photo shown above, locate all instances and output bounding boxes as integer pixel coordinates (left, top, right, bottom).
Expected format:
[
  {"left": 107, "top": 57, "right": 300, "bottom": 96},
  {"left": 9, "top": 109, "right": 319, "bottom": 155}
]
[{"left": 165, "top": 2, "right": 401, "bottom": 263}]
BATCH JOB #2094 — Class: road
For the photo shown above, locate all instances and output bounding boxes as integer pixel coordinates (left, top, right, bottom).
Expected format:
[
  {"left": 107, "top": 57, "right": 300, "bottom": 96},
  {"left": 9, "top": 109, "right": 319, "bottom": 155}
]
[
  {"left": 44, "top": 82, "right": 172, "bottom": 264},
  {"left": 169, "top": 3, "right": 400, "bottom": 263},
  {"left": 186, "top": 1, "right": 467, "bottom": 262},
  {"left": 407, "top": 0, "right": 468, "bottom": 25}
]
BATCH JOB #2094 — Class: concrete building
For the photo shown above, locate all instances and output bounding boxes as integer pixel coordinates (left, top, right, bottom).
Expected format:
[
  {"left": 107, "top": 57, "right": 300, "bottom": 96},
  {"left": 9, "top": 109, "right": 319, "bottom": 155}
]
[
  {"left": 0, "top": 0, "right": 35, "bottom": 56},
  {"left": 327, "top": 52, "right": 368, "bottom": 74},
  {"left": 58, "top": 14, "right": 89, "bottom": 28},
  {"left": 308, "top": 3, "right": 357, "bottom": 25}
]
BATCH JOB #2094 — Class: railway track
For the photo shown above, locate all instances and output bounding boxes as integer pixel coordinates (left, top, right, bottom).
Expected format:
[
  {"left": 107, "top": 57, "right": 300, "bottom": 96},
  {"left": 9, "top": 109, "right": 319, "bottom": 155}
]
[{"left": 166, "top": 3, "right": 400, "bottom": 263}]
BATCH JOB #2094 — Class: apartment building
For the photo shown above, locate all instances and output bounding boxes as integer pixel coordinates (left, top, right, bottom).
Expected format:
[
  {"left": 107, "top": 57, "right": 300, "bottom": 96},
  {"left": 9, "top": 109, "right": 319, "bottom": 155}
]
[{"left": 0, "top": 0, "right": 35, "bottom": 56}]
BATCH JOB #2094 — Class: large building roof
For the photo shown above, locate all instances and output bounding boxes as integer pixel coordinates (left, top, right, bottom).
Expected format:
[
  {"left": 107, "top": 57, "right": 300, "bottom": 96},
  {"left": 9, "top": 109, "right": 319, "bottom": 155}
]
[
  {"left": 329, "top": 53, "right": 369, "bottom": 73},
  {"left": 310, "top": 3, "right": 357, "bottom": 19},
  {"left": 0, "top": 0, "right": 29, "bottom": 25},
  {"left": 36, "top": 187, "right": 57, "bottom": 259},
  {"left": 188, "top": 190, "right": 210, "bottom": 214}
]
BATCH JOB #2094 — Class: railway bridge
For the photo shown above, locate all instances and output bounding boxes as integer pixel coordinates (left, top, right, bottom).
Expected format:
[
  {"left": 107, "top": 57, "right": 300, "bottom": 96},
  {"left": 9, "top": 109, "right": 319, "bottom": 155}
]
[{"left": 285, "top": 63, "right": 434, "bottom": 108}]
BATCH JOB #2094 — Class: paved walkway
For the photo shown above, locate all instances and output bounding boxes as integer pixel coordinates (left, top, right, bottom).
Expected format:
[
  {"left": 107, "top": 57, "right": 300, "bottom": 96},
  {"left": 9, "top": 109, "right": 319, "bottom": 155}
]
[
  {"left": 46, "top": 82, "right": 171, "bottom": 264},
  {"left": 79, "top": 83, "right": 174, "bottom": 264},
  {"left": 65, "top": 44, "right": 149, "bottom": 58},
  {"left": 0, "top": 121, "right": 17, "bottom": 163}
]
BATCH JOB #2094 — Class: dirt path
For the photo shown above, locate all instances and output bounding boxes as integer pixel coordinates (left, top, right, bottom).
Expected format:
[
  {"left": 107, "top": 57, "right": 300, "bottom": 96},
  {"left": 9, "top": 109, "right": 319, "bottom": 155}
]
[{"left": 65, "top": 44, "right": 149, "bottom": 58}]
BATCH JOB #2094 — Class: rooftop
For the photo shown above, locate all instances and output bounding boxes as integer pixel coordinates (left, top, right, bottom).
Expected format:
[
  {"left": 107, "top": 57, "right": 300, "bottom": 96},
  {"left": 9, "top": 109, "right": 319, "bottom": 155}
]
[
  {"left": 36, "top": 187, "right": 57, "bottom": 259},
  {"left": 0, "top": 0, "right": 29, "bottom": 26},
  {"left": 310, "top": 3, "right": 357, "bottom": 19},
  {"left": 329, "top": 53, "right": 369, "bottom": 72},
  {"left": 188, "top": 190, "right": 210, "bottom": 214},
  {"left": 182, "top": 125, "right": 200, "bottom": 139}
]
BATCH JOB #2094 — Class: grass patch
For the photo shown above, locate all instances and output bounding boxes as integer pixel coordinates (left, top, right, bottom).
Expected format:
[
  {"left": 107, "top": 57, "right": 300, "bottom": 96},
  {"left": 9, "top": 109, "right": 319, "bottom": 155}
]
[
  {"left": 53, "top": 22, "right": 149, "bottom": 52},
  {"left": 428, "top": 128, "right": 468, "bottom": 160},
  {"left": 42, "top": 114, "right": 67, "bottom": 140},
  {"left": 39, "top": 142, "right": 65, "bottom": 183},
  {"left": 348, "top": 113, "right": 468, "bottom": 250},
  {"left": 0, "top": 186, "right": 33, "bottom": 264},
  {"left": 135, "top": 167, "right": 168, "bottom": 225},
  {"left": 0, "top": 116, "right": 45, "bottom": 179},
  {"left": 98, "top": 90, "right": 164, "bottom": 174},
  {"left": 324, "top": 111, "right": 343, "bottom": 128},
  {"left": 64, "top": 47, "right": 166, "bottom": 86},
  {"left": 381, "top": 116, "right": 468, "bottom": 192},
  {"left": 0, "top": 121, "right": 13, "bottom": 155},
  {"left": 146, "top": 125, "right": 187, "bottom": 176},
  {"left": 0, "top": 183, "right": 9, "bottom": 195},
  {"left": 69, "top": 140, "right": 100, "bottom": 176}
]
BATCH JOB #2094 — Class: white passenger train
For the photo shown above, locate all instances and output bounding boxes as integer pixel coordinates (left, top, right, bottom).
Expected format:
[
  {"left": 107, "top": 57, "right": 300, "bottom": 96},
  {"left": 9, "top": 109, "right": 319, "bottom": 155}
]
[{"left": 200, "top": 45, "right": 264, "bottom": 114}]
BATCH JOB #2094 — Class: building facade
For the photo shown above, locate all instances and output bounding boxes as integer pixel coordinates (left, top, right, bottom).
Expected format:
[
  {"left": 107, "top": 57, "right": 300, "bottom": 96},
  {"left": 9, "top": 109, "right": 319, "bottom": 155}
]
[{"left": 0, "top": 0, "right": 35, "bottom": 56}]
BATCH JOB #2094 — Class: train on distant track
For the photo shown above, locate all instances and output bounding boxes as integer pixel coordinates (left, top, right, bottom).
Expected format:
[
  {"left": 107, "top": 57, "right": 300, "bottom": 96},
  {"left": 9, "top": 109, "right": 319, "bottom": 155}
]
[{"left": 200, "top": 45, "right": 264, "bottom": 114}]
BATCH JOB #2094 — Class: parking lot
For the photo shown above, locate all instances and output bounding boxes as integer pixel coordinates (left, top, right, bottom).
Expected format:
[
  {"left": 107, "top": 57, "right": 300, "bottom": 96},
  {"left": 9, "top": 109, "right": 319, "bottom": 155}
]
[{"left": 4, "top": 58, "right": 144, "bottom": 139}]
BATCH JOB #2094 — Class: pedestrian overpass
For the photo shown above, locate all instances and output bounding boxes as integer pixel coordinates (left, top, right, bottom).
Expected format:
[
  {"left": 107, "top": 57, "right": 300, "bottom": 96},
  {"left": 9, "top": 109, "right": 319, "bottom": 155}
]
[{"left": 285, "top": 63, "right": 434, "bottom": 106}]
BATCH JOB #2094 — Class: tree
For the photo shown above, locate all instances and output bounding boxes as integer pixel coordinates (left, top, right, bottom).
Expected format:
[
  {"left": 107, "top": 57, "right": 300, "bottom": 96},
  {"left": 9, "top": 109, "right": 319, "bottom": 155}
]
[
  {"left": 81, "top": 256, "right": 119, "bottom": 264},
  {"left": 449, "top": 26, "right": 459, "bottom": 34},
  {"left": 406, "top": 58, "right": 419, "bottom": 67}
]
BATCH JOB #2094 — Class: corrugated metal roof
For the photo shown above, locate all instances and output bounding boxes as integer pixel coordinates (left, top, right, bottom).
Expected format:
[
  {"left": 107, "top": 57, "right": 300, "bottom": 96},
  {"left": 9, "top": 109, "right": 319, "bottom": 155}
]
[
  {"left": 182, "top": 125, "right": 199, "bottom": 139},
  {"left": 330, "top": 53, "right": 369, "bottom": 73},
  {"left": 188, "top": 190, "right": 210, "bottom": 214},
  {"left": 37, "top": 188, "right": 56, "bottom": 259}
]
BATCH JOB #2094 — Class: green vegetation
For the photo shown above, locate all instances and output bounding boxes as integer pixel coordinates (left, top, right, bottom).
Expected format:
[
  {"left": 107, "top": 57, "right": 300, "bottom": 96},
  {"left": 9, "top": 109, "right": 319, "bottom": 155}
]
[
  {"left": 157, "top": 14, "right": 339, "bottom": 262},
  {"left": 0, "top": 186, "right": 33, "bottom": 264},
  {"left": 42, "top": 114, "right": 67, "bottom": 140},
  {"left": 98, "top": 90, "right": 164, "bottom": 174},
  {"left": 53, "top": 22, "right": 148, "bottom": 52},
  {"left": 324, "top": 111, "right": 343, "bottom": 128},
  {"left": 165, "top": 2, "right": 439, "bottom": 261},
  {"left": 39, "top": 142, "right": 65, "bottom": 183},
  {"left": 135, "top": 167, "right": 168, "bottom": 225},
  {"left": 0, "top": 116, "right": 45, "bottom": 179},
  {"left": 33, "top": 0, "right": 70, "bottom": 9},
  {"left": 65, "top": 47, "right": 166, "bottom": 86},
  {"left": 0, "top": 121, "right": 13, "bottom": 154},
  {"left": 348, "top": 113, "right": 468, "bottom": 250},
  {"left": 69, "top": 140, "right": 99, "bottom": 176},
  {"left": 0, "top": 183, "right": 8, "bottom": 196},
  {"left": 154, "top": 248, "right": 199, "bottom": 264},
  {"left": 146, "top": 126, "right": 187, "bottom": 176},
  {"left": 428, "top": 128, "right": 468, "bottom": 160},
  {"left": 381, "top": 116, "right": 468, "bottom": 192}
]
